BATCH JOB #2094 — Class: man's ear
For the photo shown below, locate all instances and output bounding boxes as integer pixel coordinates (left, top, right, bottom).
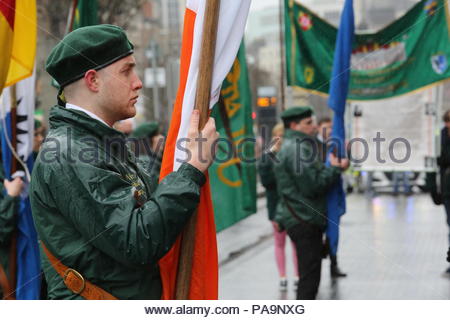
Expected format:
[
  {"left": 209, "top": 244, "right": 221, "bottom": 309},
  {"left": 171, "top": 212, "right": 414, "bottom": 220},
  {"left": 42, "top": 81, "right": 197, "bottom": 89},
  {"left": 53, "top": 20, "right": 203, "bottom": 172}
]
[
  {"left": 84, "top": 69, "right": 99, "bottom": 92},
  {"left": 289, "top": 121, "right": 297, "bottom": 130}
]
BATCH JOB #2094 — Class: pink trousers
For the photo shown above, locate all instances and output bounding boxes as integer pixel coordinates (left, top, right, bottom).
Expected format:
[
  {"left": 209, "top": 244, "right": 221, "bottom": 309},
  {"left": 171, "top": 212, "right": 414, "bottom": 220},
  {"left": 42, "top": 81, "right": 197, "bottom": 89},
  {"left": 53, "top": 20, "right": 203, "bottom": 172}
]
[{"left": 272, "top": 222, "right": 299, "bottom": 278}]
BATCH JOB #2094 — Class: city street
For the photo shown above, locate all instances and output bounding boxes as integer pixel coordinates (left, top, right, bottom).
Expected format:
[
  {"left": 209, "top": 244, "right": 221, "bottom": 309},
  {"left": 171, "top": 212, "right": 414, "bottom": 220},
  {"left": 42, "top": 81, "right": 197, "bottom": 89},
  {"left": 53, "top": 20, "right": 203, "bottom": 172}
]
[{"left": 218, "top": 192, "right": 450, "bottom": 299}]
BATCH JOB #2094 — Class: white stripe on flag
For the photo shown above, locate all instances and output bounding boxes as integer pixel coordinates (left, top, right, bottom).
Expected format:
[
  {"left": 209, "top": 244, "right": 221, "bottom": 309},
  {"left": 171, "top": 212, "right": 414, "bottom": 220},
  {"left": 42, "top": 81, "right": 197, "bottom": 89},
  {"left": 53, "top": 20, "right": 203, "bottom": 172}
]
[
  {"left": 174, "top": 0, "right": 251, "bottom": 170},
  {"left": 1, "top": 72, "right": 36, "bottom": 162}
]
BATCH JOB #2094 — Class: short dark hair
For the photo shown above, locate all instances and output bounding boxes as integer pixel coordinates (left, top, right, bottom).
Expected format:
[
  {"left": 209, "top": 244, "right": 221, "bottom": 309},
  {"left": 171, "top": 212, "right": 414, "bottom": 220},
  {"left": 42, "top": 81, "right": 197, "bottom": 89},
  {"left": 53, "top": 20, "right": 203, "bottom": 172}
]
[
  {"left": 443, "top": 110, "right": 450, "bottom": 123},
  {"left": 283, "top": 116, "right": 305, "bottom": 129},
  {"left": 318, "top": 117, "right": 331, "bottom": 126}
]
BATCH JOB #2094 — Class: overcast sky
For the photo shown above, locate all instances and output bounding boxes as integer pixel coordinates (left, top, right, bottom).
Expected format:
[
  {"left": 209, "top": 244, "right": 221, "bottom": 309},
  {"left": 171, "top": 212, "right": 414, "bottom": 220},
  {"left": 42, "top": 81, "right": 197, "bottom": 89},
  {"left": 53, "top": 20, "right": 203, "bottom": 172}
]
[
  {"left": 250, "top": 0, "right": 313, "bottom": 11},
  {"left": 250, "top": 0, "right": 277, "bottom": 10}
]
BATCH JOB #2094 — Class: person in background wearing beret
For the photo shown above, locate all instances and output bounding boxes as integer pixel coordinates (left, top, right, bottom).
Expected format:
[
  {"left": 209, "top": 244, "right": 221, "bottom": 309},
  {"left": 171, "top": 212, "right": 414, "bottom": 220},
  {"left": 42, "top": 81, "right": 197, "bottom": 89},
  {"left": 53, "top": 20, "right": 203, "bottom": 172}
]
[
  {"left": 29, "top": 24, "right": 219, "bottom": 300},
  {"left": 130, "top": 122, "right": 165, "bottom": 184},
  {"left": 273, "top": 106, "right": 349, "bottom": 300}
]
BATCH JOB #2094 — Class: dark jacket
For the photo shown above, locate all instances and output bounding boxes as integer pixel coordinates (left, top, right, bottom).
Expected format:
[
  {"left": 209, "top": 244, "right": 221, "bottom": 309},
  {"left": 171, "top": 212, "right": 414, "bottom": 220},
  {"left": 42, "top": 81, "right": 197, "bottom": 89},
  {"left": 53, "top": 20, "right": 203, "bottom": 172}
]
[
  {"left": 273, "top": 129, "right": 341, "bottom": 231},
  {"left": 258, "top": 152, "right": 278, "bottom": 221},
  {"left": 438, "top": 127, "right": 450, "bottom": 198},
  {"left": 30, "top": 106, "right": 205, "bottom": 299},
  {"left": 0, "top": 164, "right": 19, "bottom": 298}
]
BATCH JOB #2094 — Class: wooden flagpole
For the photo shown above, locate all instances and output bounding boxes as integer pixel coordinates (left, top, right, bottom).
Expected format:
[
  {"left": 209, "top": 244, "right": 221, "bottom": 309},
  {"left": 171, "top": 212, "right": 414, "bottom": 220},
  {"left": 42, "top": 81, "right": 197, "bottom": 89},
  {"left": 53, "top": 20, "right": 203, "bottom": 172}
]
[
  {"left": 175, "top": 0, "right": 221, "bottom": 300},
  {"left": 65, "top": 0, "right": 78, "bottom": 34},
  {"left": 10, "top": 85, "right": 18, "bottom": 174},
  {"left": 8, "top": 85, "right": 18, "bottom": 300}
]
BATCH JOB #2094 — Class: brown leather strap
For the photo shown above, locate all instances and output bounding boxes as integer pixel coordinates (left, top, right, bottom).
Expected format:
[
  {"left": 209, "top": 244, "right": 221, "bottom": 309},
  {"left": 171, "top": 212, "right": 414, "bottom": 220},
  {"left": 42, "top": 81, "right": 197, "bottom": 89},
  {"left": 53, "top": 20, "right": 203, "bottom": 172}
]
[
  {"left": 282, "top": 195, "right": 322, "bottom": 232},
  {"left": 282, "top": 195, "right": 306, "bottom": 223},
  {"left": 0, "top": 263, "right": 14, "bottom": 300},
  {"left": 41, "top": 242, "right": 118, "bottom": 300}
]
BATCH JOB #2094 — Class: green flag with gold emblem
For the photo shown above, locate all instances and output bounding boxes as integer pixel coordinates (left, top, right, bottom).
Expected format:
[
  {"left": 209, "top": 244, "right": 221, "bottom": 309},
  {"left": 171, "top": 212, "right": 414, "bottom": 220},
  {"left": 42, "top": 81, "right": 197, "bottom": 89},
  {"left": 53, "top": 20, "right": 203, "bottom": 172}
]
[
  {"left": 285, "top": 0, "right": 450, "bottom": 100},
  {"left": 209, "top": 43, "right": 257, "bottom": 232}
]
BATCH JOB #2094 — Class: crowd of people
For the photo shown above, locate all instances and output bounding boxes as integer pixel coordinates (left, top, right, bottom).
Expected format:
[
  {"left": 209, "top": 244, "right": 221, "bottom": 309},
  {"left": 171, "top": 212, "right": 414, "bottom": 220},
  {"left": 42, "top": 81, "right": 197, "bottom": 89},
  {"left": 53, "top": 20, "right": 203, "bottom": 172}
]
[{"left": 256, "top": 107, "right": 450, "bottom": 299}]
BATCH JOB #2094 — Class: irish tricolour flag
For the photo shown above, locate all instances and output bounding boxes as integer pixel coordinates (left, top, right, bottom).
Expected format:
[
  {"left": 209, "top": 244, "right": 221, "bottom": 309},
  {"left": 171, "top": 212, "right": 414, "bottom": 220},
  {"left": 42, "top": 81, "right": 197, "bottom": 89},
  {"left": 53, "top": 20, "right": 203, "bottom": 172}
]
[{"left": 159, "top": 0, "right": 251, "bottom": 300}]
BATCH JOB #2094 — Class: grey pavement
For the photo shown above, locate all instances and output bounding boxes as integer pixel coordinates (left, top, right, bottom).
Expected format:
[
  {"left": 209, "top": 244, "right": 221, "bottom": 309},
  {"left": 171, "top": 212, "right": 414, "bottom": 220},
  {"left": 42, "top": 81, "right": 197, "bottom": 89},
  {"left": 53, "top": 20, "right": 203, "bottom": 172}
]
[{"left": 218, "top": 192, "right": 450, "bottom": 299}]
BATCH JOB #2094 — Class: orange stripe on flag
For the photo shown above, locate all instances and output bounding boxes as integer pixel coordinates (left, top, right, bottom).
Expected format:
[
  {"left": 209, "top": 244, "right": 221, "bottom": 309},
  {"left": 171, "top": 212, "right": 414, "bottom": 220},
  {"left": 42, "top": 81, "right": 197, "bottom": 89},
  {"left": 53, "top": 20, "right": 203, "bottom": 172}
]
[
  {"left": 159, "top": 7, "right": 196, "bottom": 182},
  {"left": 188, "top": 180, "right": 218, "bottom": 299},
  {"left": 158, "top": 6, "right": 219, "bottom": 300}
]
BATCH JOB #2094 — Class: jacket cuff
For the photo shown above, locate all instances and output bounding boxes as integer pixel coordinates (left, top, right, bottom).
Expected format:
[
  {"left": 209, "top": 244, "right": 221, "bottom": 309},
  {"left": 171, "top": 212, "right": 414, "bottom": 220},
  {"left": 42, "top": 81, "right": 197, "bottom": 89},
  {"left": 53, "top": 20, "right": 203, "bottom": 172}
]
[
  {"left": 178, "top": 162, "right": 206, "bottom": 187},
  {"left": 3, "top": 194, "right": 18, "bottom": 205}
]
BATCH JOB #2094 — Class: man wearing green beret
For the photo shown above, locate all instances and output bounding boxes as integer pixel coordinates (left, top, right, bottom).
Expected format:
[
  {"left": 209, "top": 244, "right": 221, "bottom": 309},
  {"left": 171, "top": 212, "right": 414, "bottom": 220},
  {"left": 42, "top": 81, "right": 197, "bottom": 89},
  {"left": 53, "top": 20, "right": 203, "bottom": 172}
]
[
  {"left": 273, "top": 106, "right": 349, "bottom": 300},
  {"left": 130, "top": 121, "right": 165, "bottom": 184},
  {"left": 30, "top": 24, "right": 219, "bottom": 300}
]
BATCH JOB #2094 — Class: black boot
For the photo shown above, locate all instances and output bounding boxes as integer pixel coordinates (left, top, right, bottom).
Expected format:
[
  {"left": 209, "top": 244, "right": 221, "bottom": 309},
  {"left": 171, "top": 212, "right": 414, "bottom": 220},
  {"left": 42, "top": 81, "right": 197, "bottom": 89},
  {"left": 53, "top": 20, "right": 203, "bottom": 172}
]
[{"left": 330, "top": 255, "right": 347, "bottom": 278}]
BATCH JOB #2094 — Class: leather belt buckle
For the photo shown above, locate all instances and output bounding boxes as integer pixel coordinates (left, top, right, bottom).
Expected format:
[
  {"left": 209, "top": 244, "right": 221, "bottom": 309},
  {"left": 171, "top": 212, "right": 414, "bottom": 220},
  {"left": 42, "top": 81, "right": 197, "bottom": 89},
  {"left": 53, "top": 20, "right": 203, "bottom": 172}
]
[{"left": 63, "top": 268, "right": 86, "bottom": 295}]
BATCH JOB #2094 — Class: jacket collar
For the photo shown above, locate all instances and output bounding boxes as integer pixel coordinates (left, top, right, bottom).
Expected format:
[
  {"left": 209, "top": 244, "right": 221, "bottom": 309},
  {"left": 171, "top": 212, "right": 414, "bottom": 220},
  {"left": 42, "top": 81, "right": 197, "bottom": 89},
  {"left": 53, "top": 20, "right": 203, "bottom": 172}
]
[
  {"left": 49, "top": 105, "right": 124, "bottom": 139},
  {"left": 65, "top": 103, "right": 109, "bottom": 127},
  {"left": 284, "top": 128, "right": 311, "bottom": 140}
]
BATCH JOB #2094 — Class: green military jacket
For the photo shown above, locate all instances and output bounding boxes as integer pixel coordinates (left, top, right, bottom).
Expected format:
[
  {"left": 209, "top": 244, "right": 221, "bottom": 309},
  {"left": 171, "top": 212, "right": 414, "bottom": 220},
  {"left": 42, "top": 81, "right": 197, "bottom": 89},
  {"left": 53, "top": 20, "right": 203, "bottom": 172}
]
[
  {"left": 273, "top": 129, "right": 341, "bottom": 231},
  {"left": 30, "top": 106, "right": 205, "bottom": 300},
  {"left": 0, "top": 164, "right": 19, "bottom": 297}
]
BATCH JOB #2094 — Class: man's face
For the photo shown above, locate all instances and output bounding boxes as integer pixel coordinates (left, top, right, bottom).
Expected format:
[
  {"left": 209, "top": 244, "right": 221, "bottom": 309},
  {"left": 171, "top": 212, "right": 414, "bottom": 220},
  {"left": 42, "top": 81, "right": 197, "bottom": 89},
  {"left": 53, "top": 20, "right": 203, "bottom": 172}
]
[
  {"left": 292, "top": 117, "right": 316, "bottom": 136},
  {"left": 319, "top": 121, "right": 332, "bottom": 140},
  {"left": 98, "top": 55, "right": 142, "bottom": 122}
]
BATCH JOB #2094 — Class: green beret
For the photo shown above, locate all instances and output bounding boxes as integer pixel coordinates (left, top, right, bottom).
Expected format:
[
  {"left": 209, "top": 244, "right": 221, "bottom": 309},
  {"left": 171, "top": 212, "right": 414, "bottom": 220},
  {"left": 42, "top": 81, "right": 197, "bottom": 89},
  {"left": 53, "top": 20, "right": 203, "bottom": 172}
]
[
  {"left": 131, "top": 122, "right": 160, "bottom": 139},
  {"left": 46, "top": 24, "right": 134, "bottom": 87},
  {"left": 280, "top": 106, "right": 314, "bottom": 120}
]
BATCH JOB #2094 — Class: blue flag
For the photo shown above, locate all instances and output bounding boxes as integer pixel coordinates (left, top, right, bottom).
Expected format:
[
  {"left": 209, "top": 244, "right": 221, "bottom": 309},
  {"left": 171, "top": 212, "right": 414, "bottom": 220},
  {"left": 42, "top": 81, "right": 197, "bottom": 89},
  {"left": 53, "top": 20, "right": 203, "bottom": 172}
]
[
  {"left": 1, "top": 75, "right": 41, "bottom": 299},
  {"left": 326, "top": 0, "right": 354, "bottom": 257}
]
